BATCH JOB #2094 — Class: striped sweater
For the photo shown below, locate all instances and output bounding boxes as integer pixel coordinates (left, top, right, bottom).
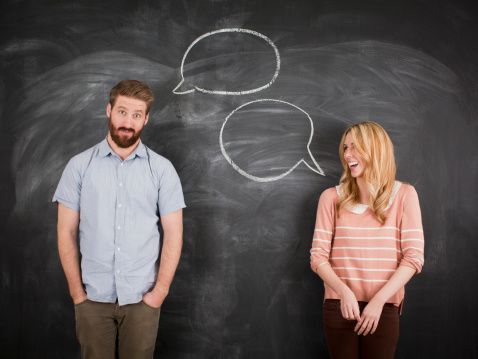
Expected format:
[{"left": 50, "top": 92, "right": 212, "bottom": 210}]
[{"left": 310, "top": 181, "right": 424, "bottom": 306}]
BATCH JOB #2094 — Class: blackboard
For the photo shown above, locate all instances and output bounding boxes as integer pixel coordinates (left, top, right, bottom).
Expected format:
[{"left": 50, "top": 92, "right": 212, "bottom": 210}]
[{"left": 1, "top": 0, "right": 477, "bottom": 358}]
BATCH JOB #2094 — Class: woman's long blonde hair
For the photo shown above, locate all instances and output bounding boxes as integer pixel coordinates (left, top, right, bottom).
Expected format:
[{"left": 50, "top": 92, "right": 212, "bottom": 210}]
[{"left": 337, "top": 121, "right": 396, "bottom": 224}]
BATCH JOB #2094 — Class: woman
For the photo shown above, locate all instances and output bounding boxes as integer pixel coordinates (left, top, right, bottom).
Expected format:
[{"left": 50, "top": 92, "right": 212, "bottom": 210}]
[{"left": 310, "top": 121, "right": 424, "bottom": 359}]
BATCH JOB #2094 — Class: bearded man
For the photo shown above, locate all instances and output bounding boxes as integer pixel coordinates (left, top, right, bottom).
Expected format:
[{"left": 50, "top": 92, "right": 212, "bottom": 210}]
[{"left": 53, "top": 80, "right": 185, "bottom": 359}]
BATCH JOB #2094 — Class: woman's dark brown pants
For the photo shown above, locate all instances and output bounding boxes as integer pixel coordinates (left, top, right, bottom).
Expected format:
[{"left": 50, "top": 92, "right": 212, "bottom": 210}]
[
  {"left": 323, "top": 299, "right": 399, "bottom": 359},
  {"left": 74, "top": 299, "right": 161, "bottom": 359}
]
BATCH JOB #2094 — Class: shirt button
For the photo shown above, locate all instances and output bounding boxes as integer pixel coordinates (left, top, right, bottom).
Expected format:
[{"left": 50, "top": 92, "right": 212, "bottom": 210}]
[
  {"left": 119, "top": 182, "right": 123, "bottom": 187},
  {"left": 117, "top": 270, "right": 120, "bottom": 274},
  {"left": 117, "top": 247, "right": 121, "bottom": 251},
  {"left": 117, "top": 226, "right": 121, "bottom": 230},
  {"left": 118, "top": 203, "right": 122, "bottom": 208},
  {"left": 120, "top": 162, "right": 124, "bottom": 166}
]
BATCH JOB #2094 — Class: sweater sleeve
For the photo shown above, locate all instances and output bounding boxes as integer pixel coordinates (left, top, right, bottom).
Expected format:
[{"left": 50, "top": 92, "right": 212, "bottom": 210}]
[
  {"left": 399, "top": 185, "right": 425, "bottom": 273},
  {"left": 310, "top": 189, "right": 336, "bottom": 273}
]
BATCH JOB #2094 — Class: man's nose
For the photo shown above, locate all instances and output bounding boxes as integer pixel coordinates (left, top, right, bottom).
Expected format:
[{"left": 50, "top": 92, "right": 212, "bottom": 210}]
[{"left": 122, "top": 115, "right": 134, "bottom": 127}]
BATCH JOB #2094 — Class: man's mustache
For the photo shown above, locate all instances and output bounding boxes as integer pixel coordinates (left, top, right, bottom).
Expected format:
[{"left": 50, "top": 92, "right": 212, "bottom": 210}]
[{"left": 117, "top": 127, "right": 135, "bottom": 133}]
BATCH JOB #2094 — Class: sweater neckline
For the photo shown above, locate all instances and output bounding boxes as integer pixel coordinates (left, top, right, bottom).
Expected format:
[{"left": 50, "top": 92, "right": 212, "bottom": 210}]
[{"left": 335, "top": 181, "right": 402, "bottom": 214}]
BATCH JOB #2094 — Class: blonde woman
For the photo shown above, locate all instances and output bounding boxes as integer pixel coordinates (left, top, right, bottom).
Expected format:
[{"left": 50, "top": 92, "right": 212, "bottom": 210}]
[{"left": 310, "top": 121, "right": 424, "bottom": 359}]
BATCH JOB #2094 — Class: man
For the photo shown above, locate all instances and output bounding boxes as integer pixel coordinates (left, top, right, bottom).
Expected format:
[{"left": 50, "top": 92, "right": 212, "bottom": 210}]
[{"left": 53, "top": 80, "right": 186, "bottom": 358}]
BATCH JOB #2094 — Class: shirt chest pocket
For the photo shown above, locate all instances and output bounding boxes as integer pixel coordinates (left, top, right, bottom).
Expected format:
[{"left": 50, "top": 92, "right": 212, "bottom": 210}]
[
  {"left": 124, "top": 171, "right": 159, "bottom": 214},
  {"left": 81, "top": 162, "right": 117, "bottom": 206}
]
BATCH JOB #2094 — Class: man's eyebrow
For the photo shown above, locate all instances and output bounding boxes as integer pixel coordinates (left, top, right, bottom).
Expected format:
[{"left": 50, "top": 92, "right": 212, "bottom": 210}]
[{"left": 116, "top": 106, "right": 144, "bottom": 113}]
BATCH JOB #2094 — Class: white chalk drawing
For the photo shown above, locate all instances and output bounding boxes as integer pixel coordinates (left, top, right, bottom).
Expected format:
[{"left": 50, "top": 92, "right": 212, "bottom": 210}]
[
  {"left": 219, "top": 99, "right": 325, "bottom": 182},
  {"left": 173, "top": 28, "right": 280, "bottom": 95}
]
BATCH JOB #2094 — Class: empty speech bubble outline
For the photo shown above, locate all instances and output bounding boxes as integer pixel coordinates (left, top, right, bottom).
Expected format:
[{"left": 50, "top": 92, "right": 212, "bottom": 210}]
[
  {"left": 219, "top": 99, "right": 326, "bottom": 182},
  {"left": 173, "top": 28, "right": 280, "bottom": 95}
]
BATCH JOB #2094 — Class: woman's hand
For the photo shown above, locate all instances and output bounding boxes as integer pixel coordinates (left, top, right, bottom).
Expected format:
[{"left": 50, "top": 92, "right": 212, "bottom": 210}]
[
  {"left": 338, "top": 286, "right": 361, "bottom": 321},
  {"left": 354, "top": 297, "right": 385, "bottom": 335}
]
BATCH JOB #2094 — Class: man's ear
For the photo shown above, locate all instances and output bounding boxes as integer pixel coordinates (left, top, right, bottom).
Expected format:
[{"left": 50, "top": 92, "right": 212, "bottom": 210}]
[
  {"left": 106, "top": 103, "right": 111, "bottom": 117},
  {"left": 144, "top": 113, "right": 149, "bottom": 126}
]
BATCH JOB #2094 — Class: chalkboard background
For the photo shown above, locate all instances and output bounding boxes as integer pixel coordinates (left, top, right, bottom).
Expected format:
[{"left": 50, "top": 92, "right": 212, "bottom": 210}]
[{"left": 1, "top": 0, "right": 478, "bottom": 358}]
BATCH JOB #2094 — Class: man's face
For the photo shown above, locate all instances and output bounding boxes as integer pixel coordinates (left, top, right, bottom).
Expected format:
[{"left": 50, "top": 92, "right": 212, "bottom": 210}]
[{"left": 106, "top": 95, "right": 149, "bottom": 148}]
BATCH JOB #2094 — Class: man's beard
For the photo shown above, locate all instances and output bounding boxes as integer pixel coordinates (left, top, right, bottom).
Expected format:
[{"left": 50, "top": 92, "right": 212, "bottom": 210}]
[{"left": 108, "top": 118, "right": 143, "bottom": 148}]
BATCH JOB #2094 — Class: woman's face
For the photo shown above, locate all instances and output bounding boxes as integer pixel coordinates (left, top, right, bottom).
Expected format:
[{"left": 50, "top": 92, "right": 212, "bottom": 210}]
[{"left": 343, "top": 133, "right": 365, "bottom": 178}]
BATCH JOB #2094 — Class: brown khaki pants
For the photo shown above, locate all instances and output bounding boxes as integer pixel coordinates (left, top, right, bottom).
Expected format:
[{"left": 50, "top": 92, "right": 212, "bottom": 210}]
[
  {"left": 74, "top": 299, "right": 161, "bottom": 359},
  {"left": 323, "top": 299, "right": 399, "bottom": 359}
]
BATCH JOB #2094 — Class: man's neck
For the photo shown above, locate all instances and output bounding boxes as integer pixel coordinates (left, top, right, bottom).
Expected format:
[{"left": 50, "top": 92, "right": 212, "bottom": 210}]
[{"left": 107, "top": 133, "right": 140, "bottom": 161}]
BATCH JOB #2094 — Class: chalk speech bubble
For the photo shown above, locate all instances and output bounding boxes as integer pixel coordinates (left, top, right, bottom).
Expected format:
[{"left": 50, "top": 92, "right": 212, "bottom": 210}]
[
  {"left": 219, "top": 99, "right": 325, "bottom": 182},
  {"left": 173, "top": 28, "right": 280, "bottom": 95}
]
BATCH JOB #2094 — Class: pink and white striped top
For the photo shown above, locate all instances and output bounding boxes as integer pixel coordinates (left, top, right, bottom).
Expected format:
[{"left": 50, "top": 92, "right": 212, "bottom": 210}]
[{"left": 310, "top": 181, "right": 424, "bottom": 306}]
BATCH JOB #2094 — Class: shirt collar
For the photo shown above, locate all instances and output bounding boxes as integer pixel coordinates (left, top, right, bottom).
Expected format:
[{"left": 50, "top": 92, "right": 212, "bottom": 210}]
[
  {"left": 133, "top": 141, "right": 147, "bottom": 158},
  {"left": 335, "top": 181, "right": 402, "bottom": 214},
  {"left": 98, "top": 138, "right": 112, "bottom": 157},
  {"left": 98, "top": 138, "right": 148, "bottom": 159}
]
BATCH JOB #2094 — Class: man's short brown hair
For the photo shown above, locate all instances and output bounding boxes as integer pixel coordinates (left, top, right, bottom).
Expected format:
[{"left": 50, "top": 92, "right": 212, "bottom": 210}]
[{"left": 109, "top": 80, "right": 154, "bottom": 114}]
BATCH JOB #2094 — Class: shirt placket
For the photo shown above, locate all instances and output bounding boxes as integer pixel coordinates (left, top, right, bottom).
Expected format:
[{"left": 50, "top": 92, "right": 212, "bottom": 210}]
[{"left": 115, "top": 158, "right": 126, "bottom": 283}]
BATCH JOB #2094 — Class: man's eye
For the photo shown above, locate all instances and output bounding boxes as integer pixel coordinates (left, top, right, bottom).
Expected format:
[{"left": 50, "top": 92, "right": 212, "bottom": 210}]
[
  {"left": 119, "top": 110, "right": 126, "bottom": 115},
  {"left": 133, "top": 114, "right": 141, "bottom": 119}
]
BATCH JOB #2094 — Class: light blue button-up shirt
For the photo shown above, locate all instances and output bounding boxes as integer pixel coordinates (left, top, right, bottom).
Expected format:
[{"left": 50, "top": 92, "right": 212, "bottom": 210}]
[{"left": 53, "top": 139, "right": 186, "bottom": 305}]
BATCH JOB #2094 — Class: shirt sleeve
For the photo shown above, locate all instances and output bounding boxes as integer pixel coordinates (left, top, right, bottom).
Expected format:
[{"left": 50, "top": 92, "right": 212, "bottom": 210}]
[
  {"left": 158, "top": 160, "right": 186, "bottom": 216},
  {"left": 52, "top": 158, "right": 82, "bottom": 212},
  {"left": 399, "top": 185, "right": 425, "bottom": 273},
  {"left": 310, "top": 189, "right": 336, "bottom": 272}
]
